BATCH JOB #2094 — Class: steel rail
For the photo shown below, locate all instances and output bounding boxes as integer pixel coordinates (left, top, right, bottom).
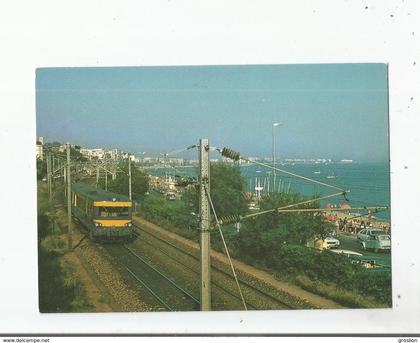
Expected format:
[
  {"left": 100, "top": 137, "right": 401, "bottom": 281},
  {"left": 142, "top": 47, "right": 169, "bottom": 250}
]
[
  {"left": 132, "top": 222, "right": 294, "bottom": 309},
  {"left": 55, "top": 199, "right": 179, "bottom": 311},
  {"left": 124, "top": 245, "right": 200, "bottom": 306},
  {"left": 132, "top": 230, "right": 259, "bottom": 310},
  {"left": 102, "top": 244, "right": 199, "bottom": 311},
  {"left": 124, "top": 265, "right": 173, "bottom": 311}
]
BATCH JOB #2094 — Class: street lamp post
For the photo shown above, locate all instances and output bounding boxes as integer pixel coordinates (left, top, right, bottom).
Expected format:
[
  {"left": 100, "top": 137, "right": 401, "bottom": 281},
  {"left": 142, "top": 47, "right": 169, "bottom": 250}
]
[{"left": 272, "top": 122, "right": 282, "bottom": 192}]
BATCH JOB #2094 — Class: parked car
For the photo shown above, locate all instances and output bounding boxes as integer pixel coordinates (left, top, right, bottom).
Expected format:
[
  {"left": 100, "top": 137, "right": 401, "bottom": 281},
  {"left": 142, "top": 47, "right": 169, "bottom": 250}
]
[
  {"left": 356, "top": 229, "right": 391, "bottom": 252},
  {"left": 322, "top": 236, "right": 340, "bottom": 249},
  {"left": 356, "top": 228, "right": 385, "bottom": 240}
]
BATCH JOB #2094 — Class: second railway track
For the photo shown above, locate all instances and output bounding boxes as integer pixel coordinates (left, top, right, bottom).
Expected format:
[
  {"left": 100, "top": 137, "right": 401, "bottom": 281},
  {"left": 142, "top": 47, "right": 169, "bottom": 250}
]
[
  {"left": 102, "top": 243, "right": 200, "bottom": 311},
  {"left": 131, "top": 221, "right": 296, "bottom": 310}
]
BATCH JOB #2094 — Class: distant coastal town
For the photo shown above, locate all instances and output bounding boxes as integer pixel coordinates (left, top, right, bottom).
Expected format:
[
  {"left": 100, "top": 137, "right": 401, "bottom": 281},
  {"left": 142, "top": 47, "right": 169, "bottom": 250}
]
[{"left": 36, "top": 137, "right": 354, "bottom": 166}]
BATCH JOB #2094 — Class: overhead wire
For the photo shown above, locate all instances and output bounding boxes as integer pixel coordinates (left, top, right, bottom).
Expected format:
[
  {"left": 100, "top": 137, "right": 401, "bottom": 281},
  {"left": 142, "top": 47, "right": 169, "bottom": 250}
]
[
  {"left": 241, "top": 191, "right": 347, "bottom": 220},
  {"left": 254, "top": 206, "right": 388, "bottom": 214},
  {"left": 204, "top": 185, "right": 248, "bottom": 311},
  {"left": 218, "top": 191, "right": 349, "bottom": 225},
  {"left": 162, "top": 144, "right": 198, "bottom": 157}
]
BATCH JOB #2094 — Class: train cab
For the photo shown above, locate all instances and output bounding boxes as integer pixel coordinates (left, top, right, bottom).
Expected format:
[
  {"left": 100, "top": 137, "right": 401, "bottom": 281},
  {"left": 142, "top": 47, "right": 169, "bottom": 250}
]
[
  {"left": 91, "top": 199, "right": 133, "bottom": 239},
  {"left": 70, "top": 182, "right": 134, "bottom": 240}
]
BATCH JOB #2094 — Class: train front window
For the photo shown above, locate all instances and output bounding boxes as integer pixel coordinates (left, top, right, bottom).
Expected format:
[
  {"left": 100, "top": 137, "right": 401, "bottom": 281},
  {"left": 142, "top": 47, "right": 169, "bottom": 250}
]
[{"left": 98, "top": 206, "right": 129, "bottom": 217}]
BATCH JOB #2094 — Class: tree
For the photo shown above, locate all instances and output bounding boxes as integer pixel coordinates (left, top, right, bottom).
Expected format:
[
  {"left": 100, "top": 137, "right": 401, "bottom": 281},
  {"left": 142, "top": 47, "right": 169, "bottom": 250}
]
[
  {"left": 69, "top": 147, "right": 88, "bottom": 161},
  {"left": 52, "top": 146, "right": 88, "bottom": 162},
  {"left": 210, "top": 163, "right": 249, "bottom": 218},
  {"left": 37, "top": 159, "right": 47, "bottom": 181},
  {"left": 238, "top": 192, "right": 331, "bottom": 259},
  {"left": 183, "top": 163, "right": 249, "bottom": 219},
  {"left": 142, "top": 194, "right": 198, "bottom": 231},
  {"left": 100, "top": 161, "right": 149, "bottom": 199}
]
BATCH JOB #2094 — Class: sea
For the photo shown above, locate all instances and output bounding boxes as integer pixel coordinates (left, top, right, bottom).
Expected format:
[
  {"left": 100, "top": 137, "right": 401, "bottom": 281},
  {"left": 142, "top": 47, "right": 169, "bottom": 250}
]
[{"left": 147, "top": 162, "right": 391, "bottom": 221}]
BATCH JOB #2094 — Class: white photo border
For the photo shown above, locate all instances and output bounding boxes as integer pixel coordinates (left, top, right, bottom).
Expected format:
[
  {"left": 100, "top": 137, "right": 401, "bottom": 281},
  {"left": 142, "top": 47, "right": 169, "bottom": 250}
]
[{"left": 0, "top": 0, "right": 419, "bottom": 334}]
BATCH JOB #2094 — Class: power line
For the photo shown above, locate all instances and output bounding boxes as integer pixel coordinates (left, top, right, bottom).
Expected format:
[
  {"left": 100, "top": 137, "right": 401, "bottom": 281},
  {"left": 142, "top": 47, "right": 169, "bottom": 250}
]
[
  {"left": 218, "top": 205, "right": 389, "bottom": 225},
  {"left": 162, "top": 144, "right": 198, "bottom": 157},
  {"left": 204, "top": 184, "right": 248, "bottom": 311}
]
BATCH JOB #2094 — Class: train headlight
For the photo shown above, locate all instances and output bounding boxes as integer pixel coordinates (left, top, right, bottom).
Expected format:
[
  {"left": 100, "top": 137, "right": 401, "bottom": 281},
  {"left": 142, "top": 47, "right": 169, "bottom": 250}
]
[{"left": 125, "top": 222, "right": 132, "bottom": 227}]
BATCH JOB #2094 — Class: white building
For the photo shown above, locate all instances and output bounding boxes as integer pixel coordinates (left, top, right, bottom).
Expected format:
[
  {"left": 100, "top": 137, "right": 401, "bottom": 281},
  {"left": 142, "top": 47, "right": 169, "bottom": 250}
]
[
  {"left": 59, "top": 144, "right": 67, "bottom": 153},
  {"left": 80, "top": 148, "right": 105, "bottom": 159},
  {"left": 130, "top": 155, "right": 140, "bottom": 163},
  {"left": 168, "top": 158, "right": 184, "bottom": 165},
  {"left": 36, "top": 141, "right": 43, "bottom": 160},
  {"left": 104, "top": 149, "right": 118, "bottom": 160}
]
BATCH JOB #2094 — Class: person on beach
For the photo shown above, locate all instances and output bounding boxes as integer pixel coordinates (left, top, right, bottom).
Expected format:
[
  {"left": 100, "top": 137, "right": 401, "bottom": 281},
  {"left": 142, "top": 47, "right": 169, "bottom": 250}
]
[{"left": 343, "top": 217, "right": 348, "bottom": 231}]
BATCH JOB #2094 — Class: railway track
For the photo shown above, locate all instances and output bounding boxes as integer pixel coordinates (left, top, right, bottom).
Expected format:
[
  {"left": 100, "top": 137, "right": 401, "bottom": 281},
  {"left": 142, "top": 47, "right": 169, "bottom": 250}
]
[
  {"left": 131, "top": 229, "right": 258, "bottom": 310},
  {"left": 102, "top": 244, "right": 200, "bottom": 311},
  {"left": 132, "top": 223, "right": 294, "bottom": 310}
]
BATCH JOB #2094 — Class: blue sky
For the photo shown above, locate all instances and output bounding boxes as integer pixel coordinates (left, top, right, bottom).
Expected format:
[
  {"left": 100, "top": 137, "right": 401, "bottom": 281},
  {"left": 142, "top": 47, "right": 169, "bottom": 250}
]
[{"left": 36, "top": 64, "right": 389, "bottom": 162}]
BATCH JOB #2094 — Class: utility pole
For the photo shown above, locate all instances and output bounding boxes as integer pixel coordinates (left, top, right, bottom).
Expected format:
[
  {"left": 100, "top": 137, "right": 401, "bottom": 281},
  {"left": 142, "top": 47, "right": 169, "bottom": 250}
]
[
  {"left": 96, "top": 164, "right": 99, "bottom": 188},
  {"left": 272, "top": 122, "right": 281, "bottom": 192},
  {"left": 63, "top": 162, "right": 66, "bottom": 185},
  {"left": 51, "top": 155, "right": 56, "bottom": 188},
  {"left": 112, "top": 163, "right": 116, "bottom": 181},
  {"left": 46, "top": 149, "right": 52, "bottom": 202},
  {"left": 199, "top": 138, "right": 211, "bottom": 311},
  {"left": 49, "top": 153, "right": 53, "bottom": 201},
  {"left": 57, "top": 158, "right": 61, "bottom": 184},
  {"left": 66, "top": 143, "right": 72, "bottom": 249},
  {"left": 128, "top": 155, "right": 132, "bottom": 200}
]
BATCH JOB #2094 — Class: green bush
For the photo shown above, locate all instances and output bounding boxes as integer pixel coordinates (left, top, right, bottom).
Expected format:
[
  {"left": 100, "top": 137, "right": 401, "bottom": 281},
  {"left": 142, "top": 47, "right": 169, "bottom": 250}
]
[
  {"left": 98, "top": 162, "right": 149, "bottom": 200},
  {"left": 37, "top": 186, "right": 91, "bottom": 312},
  {"left": 295, "top": 275, "right": 383, "bottom": 308},
  {"left": 236, "top": 242, "right": 391, "bottom": 306},
  {"left": 38, "top": 214, "right": 50, "bottom": 241},
  {"left": 37, "top": 159, "right": 47, "bottom": 181},
  {"left": 38, "top": 250, "right": 76, "bottom": 312},
  {"left": 140, "top": 194, "right": 199, "bottom": 240}
]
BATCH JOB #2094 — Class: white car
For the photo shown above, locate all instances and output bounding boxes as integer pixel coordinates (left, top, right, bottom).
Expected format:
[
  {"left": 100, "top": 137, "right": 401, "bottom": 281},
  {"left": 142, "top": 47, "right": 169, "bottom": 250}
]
[
  {"left": 357, "top": 229, "right": 391, "bottom": 251},
  {"left": 356, "top": 229, "right": 385, "bottom": 241},
  {"left": 323, "top": 236, "right": 340, "bottom": 249}
]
